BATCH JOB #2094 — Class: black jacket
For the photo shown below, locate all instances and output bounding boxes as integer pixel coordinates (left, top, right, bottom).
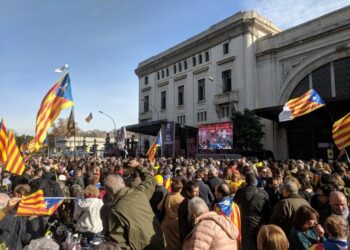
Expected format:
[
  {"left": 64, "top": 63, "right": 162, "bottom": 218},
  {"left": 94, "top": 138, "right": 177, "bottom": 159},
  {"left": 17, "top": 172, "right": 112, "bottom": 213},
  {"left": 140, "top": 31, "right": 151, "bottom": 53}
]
[
  {"left": 150, "top": 185, "right": 167, "bottom": 223},
  {"left": 206, "top": 176, "right": 223, "bottom": 194},
  {"left": 234, "top": 185, "right": 270, "bottom": 250},
  {"left": 178, "top": 198, "right": 194, "bottom": 243},
  {"left": 0, "top": 211, "right": 32, "bottom": 250}
]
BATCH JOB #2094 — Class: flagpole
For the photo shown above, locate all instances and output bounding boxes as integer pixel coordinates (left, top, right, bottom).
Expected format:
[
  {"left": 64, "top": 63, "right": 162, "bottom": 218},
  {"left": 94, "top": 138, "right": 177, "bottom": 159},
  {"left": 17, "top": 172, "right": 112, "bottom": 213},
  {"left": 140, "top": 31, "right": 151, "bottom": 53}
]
[
  {"left": 47, "top": 138, "right": 50, "bottom": 157},
  {"left": 325, "top": 105, "right": 350, "bottom": 162},
  {"left": 44, "top": 197, "right": 77, "bottom": 200},
  {"left": 72, "top": 107, "right": 76, "bottom": 161}
]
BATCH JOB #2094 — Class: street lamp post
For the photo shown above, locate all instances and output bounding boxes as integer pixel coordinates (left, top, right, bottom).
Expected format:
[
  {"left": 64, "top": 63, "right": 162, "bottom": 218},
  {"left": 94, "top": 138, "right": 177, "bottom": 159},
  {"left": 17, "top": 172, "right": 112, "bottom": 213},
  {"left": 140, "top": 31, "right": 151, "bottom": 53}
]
[
  {"left": 141, "top": 98, "right": 160, "bottom": 121},
  {"left": 99, "top": 110, "right": 117, "bottom": 144}
]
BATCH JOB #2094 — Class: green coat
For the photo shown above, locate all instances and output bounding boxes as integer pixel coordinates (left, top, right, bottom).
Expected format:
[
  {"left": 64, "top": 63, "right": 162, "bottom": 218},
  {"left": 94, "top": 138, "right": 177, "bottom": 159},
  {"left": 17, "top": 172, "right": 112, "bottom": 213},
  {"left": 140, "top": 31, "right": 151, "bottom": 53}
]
[{"left": 107, "top": 166, "right": 165, "bottom": 250}]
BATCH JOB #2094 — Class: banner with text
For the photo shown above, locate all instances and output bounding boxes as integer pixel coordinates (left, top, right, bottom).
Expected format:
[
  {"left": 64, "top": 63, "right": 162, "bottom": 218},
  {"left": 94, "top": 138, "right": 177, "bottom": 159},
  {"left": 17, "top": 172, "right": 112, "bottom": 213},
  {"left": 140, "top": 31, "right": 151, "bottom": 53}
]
[{"left": 163, "top": 121, "right": 175, "bottom": 157}]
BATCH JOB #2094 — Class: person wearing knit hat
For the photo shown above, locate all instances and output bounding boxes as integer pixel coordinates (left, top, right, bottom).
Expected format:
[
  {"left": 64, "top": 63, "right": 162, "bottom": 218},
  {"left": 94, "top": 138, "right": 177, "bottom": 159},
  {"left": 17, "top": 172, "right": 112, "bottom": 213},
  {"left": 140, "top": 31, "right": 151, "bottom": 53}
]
[
  {"left": 154, "top": 175, "right": 163, "bottom": 186},
  {"left": 150, "top": 175, "right": 168, "bottom": 223}
]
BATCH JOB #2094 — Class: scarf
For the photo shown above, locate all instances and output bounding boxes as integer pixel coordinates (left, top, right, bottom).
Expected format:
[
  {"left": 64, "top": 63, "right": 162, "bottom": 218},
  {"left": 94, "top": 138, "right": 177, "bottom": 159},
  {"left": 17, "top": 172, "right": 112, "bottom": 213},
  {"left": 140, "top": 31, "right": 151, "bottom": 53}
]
[{"left": 217, "top": 196, "right": 233, "bottom": 217}]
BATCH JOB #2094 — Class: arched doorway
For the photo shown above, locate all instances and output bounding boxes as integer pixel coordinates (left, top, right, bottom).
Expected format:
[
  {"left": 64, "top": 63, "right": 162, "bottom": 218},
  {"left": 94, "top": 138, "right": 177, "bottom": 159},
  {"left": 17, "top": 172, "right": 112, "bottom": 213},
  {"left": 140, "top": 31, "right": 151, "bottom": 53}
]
[{"left": 284, "top": 56, "right": 350, "bottom": 160}]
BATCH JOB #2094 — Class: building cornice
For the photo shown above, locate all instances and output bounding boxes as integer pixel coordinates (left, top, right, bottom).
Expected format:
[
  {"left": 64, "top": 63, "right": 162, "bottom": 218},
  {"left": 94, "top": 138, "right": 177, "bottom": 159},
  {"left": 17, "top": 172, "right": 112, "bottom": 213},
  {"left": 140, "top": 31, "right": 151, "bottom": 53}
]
[
  {"left": 135, "top": 11, "right": 280, "bottom": 77},
  {"left": 256, "top": 5, "right": 350, "bottom": 57}
]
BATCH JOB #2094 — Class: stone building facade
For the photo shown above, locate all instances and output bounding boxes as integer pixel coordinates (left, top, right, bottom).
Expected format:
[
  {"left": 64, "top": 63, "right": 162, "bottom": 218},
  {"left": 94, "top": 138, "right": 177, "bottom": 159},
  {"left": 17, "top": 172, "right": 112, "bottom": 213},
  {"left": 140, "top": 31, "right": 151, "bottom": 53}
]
[{"left": 135, "top": 6, "right": 350, "bottom": 159}]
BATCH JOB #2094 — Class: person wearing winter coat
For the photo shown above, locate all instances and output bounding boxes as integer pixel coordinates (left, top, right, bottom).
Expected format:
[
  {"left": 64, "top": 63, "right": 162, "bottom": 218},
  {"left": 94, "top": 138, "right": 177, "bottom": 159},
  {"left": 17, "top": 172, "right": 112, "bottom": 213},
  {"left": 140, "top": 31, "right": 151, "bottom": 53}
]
[
  {"left": 161, "top": 177, "right": 184, "bottom": 250},
  {"left": 270, "top": 181, "right": 310, "bottom": 235},
  {"left": 183, "top": 197, "right": 239, "bottom": 250},
  {"left": 234, "top": 171, "right": 270, "bottom": 250},
  {"left": 103, "top": 159, "right": 165, "bottom": 250},
  {"left": 74, "top": 185, "right": 104, "bottom": 242}
]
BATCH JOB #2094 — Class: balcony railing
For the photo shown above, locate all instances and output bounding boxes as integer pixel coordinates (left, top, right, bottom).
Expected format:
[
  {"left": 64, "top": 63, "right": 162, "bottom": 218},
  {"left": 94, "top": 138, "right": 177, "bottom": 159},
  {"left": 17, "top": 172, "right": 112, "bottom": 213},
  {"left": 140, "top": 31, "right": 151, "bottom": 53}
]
[{"left": 214, "top": 90, "right": 238, "bottom": 105}]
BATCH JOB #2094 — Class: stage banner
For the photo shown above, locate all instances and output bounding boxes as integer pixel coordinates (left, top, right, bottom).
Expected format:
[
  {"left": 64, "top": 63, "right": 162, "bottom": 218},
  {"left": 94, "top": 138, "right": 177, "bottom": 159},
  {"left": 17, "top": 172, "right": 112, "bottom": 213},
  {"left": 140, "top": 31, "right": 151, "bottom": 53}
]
[{"left": 163, "top": 121, "right": 175, "bottom": 157}]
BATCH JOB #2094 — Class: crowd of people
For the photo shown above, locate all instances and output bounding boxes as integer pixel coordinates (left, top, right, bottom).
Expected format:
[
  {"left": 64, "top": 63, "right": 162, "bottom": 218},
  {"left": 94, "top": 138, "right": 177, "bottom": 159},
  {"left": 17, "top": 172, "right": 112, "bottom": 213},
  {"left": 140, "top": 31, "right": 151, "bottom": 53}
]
[{"left": 0, "top": 155, "right": 349, "bottom": 250}]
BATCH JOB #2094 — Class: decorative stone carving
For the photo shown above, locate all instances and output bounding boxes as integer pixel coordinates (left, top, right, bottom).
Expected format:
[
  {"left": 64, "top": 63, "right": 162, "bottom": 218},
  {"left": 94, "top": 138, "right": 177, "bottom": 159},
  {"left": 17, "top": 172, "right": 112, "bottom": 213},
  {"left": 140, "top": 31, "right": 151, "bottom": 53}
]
[{"left": 281, "top": 55, "right": 309, "bottom": 81}]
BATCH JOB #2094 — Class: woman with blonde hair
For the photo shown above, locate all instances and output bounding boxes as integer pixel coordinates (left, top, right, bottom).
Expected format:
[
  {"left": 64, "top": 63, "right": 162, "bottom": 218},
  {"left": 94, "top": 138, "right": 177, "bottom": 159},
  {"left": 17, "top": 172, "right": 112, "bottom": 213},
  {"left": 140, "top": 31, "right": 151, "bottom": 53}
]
[{"left": 257, "top": 224, "right": 289, "bottom": 250}]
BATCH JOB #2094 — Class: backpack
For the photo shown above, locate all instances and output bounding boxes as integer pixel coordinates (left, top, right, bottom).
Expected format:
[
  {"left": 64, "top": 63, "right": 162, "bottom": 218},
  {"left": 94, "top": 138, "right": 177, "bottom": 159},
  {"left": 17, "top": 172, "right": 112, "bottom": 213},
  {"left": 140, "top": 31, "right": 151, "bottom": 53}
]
[{"left": 40, "top": 179, "right": 64, "bottom": 198}]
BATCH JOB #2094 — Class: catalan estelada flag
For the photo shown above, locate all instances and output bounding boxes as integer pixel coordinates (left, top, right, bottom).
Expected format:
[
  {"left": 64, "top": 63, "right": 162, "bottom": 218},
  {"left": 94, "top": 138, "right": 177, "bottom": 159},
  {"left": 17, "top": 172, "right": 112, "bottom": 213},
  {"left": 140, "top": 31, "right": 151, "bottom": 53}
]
[
  {"left": 0, "top": 119, "right": 8, "bottom": 164},
  {"left": 44, "top": 198, "right": 63, "bottom": 216},
  {"left": 16, "top": 190, "right": 47, "bottom": 216},
  {"left": 147, "top": 130, "right": 162, "bottom": 162},
  {"left": 5, "top": 130, "right": 25, "bottom": 175},
  {"left": 28, "top": 73, "right": 73, "bottom": 152},
  {"left": 332, "top": 112, "right": 350, "bottom": 150},
  {"left": 279, "top": 89, "right": 325, "bottom": 122}
]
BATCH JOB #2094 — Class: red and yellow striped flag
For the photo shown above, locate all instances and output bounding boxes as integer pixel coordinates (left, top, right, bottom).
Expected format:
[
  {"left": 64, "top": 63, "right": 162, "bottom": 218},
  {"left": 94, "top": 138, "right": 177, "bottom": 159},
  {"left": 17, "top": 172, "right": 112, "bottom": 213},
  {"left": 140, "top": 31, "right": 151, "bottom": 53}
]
[
  {"left": 29, "top": 73, "right": 73, "bottom": 152},
  {"left": 147, "top": 130, "right": 162, "bottom": 163},
  {"left": 16, "top": 190, "right": 47, "bottom": 216},
  {"left": 332, "top": 112, "right": 350, "bottom": 150},
  {"left": 5, "top": 131, "right": 25, "bottom": 175},
  {"left": 0, "top": 119, "right": 8, "bottom": 164}
]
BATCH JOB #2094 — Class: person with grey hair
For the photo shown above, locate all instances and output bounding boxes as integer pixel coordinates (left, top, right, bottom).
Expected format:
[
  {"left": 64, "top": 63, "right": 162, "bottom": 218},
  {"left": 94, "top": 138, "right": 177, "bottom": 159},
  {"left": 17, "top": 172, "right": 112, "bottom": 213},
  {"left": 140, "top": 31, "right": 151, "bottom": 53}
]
[
  {"left": 270, "top": 181, "right": 310, "bottom": 235},
  {"left": 103, "top": 159, "right": 165, "bottom": 250},
  {"left": 183, "top": 197, "right": 239, "bottom": 250},
  {"left": 206, "top": 166, "right": 223, "bottom": 194},
  {"left": 24, "top": 237, "right": 59, "bottom": 250},
  {"left": 319, "top": 191, "right": 350, "bottom": 226}
]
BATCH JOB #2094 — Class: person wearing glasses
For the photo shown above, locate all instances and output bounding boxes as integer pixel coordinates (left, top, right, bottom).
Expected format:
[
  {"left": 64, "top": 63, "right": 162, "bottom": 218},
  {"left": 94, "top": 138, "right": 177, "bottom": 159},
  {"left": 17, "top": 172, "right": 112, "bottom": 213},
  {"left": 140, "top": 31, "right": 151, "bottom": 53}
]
[{"left": 257, "top": 166, "right": 269, "bottom": 189}]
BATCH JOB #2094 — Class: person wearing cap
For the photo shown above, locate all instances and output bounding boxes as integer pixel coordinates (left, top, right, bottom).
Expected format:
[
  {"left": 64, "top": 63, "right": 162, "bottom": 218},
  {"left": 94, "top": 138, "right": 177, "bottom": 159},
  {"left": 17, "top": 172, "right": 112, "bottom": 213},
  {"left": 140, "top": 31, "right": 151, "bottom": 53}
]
[
  {"left": 270, "top": 181, "right": 310, "bottom": 235},
  {"left": 150, "top": 175, "right": 168, "bottom": 223},
  {"left": 58, "top": 174, "right": 70, "bottom": 198}
]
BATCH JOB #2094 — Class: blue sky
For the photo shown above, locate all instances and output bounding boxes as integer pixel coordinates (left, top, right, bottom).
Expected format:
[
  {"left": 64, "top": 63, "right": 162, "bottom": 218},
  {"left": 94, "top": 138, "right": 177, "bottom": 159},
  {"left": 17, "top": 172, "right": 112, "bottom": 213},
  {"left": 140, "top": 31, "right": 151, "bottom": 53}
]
[{"left": 1, "top": 0, "right": 349, "bottom": 135}]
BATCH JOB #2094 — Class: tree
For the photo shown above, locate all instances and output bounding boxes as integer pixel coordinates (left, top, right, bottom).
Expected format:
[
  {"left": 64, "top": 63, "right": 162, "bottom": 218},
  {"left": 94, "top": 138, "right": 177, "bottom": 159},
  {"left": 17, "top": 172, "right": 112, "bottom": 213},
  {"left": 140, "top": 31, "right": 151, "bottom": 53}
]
[
  {"left": 51, "top": 117, "right": 83, "bottom": 137},
  {"left": 231, "top": 108, "right": 265, "bottom": 152},
  {"left": 14, "top": 134, "right": 34, "bottom": 147}
]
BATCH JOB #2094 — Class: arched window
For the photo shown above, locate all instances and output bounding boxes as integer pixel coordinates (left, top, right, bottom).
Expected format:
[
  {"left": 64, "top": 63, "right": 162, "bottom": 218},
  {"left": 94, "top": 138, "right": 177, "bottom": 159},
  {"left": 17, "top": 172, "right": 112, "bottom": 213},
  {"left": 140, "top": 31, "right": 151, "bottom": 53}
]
[{"left": 290, "top": 56, "right": 350, "bottom": 99}]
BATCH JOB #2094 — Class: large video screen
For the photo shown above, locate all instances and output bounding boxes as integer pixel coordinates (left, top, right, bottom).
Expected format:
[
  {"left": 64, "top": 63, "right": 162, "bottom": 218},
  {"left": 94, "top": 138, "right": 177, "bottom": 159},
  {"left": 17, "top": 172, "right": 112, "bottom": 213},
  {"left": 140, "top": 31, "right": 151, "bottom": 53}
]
[{"left": 198, "top": 122, "right": 233, "bottom": 152}]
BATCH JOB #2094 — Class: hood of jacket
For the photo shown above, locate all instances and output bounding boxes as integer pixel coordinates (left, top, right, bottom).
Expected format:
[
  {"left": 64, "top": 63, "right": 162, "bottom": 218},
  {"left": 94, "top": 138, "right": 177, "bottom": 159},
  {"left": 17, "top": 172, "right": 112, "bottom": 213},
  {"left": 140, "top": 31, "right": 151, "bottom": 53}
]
[
  {"left": 77, "top": 197, "right": 103, "bottom": 209},
  {"left": 195, "top": 211, "right": 237, "bottom": 240}
]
